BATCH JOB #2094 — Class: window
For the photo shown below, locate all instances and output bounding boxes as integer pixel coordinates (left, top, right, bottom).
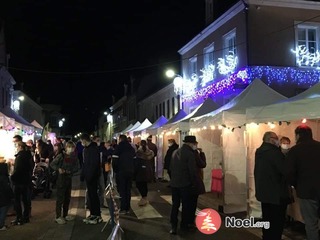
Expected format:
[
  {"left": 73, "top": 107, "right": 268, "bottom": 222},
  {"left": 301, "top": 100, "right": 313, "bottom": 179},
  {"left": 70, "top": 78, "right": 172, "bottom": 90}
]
[
  {"left": 159, "top": 103, "right": 162, "bottom": 116},
  {"left": 204, "top": 43, "right": 214, "bottom": 67},
  {"left": 189, "top": 55, "right": 197, "bottom": 77},
  {"left": 171, "top": 97, "right": 175, "bottom": 117},
  {"left": 155, "top": 105, "right": 158, "bottom": 118},
  {"left": 162, "top": 102, "right": 165, "bottom": 118},
  {"left": 294, "top": 23, "right": 320, "bottom": 67},
  {"left": 223, "top": 29, "right": 236, "bottom": 56},
  {"left": 167, "top": 100, "right": 170, "bottom": 118}
]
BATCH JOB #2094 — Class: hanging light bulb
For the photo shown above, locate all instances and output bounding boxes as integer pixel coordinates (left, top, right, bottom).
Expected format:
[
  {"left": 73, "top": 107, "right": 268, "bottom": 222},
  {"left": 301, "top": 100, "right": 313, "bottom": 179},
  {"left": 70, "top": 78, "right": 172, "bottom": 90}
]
[{"left": 302, "top": 118, "right": 307, "bottom": 124}]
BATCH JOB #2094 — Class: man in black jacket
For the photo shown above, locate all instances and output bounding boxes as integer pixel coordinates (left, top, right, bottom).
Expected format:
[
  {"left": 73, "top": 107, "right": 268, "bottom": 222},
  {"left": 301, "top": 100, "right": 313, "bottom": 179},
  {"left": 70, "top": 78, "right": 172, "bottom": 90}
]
[
  {"left": 112, "top": 135, "right": 135, "bottom": 214},
  {"left": 169, "top": 135, "right": 198, "bottom": 235},
  {"left": 254, "top": 131, "right": 289, "bottom": 240},
  {"left": 287, "top": 125, "right": 320, "bottom": 240},
  {"left": 80, "top": 133, "right": 102, "bottom": 225}
]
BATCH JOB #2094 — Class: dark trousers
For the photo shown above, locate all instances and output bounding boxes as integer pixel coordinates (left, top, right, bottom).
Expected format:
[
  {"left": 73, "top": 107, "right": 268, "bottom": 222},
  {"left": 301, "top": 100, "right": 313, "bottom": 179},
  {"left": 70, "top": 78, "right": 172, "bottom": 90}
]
[
  {"left": 261, "top": 202, "right": 287, "bottom": 240},
  {"left": 117, "top": 172, "right": 132, "bottom": 211},
  {"left": 189, "top": 194, "right": 199, "bottom": 224},
  {"left": 55, "top": 175, "right": 72, "bottom": 218},
  {"left": 86, "top": 179, "right": 101, "bottom": 216},
  {"left": 13, "top": 184, "right": 30, "bottom": 221},
  {"left": 170, "top": 186, "right": 194, "bottom": 228},
  {"left": 136, "top": 181, "right": 148, "bottom": 198}
]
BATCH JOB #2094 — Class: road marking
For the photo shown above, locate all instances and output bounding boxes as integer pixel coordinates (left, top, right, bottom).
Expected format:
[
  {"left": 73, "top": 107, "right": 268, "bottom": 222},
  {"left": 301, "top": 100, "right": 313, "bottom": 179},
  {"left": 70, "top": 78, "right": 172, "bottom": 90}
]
[{"left": 130, "top": 196, "right": 162, "bottom": 219}]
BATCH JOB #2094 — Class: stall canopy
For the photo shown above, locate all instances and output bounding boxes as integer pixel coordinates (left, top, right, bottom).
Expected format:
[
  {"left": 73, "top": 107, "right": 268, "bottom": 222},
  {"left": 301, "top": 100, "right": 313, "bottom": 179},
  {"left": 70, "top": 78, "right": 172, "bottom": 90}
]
[
  {"left": 145, "top": 116, "right": 168, "bottom": 135},
  {"left": 192, "top": 79, "right": 287, "bottom": 128},
  {"left": 246, "top": 81, "right": 320, "bottom": 123},
  {"left": 125, "top": 121, "right": 141, "bottom": 132},
  {"left": 133, "top": 118, "right": 152, "bottom": 132},
  {"left": 0, "top": 112, "right": 15, "bottom": 129},
  {"left": 163, "top": 97, "right": 220, "bottom": 132},
  {"left": 119, "top": 124, "right": 133, "bottom": 134},
  {"left": 31, "top": 120, "right": 43, "bottom": 129},
  {"left": 0, "top": 106, "right": 33, "bottom": 127},
  {"left": 164, "top": 109, "right": 187, "bottom": 125}
]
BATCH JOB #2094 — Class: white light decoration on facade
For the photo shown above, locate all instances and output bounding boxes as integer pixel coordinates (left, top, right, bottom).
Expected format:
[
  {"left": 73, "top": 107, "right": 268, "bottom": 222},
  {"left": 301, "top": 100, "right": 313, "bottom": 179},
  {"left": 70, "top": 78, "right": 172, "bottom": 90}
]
[
  {"left": 217, "top": 51, "right": 238, "bottom": 75},
  {"left": 173, "top": 75, "right": 184, "bottom": 95},
  {"left": 200, "top": 64, "right": 215, "bottom": 87},
  {"left": 13, "top": 100, "right": 20, "bottom": 112},
  {"left": 59, "top": 120, "right": 63, "bottom": 127},
  {"left": 291, "top": 45, "right": 320, "bottom": 68},
  {"left": 107, "top": 114, "right": 113, "bottom": 123}
]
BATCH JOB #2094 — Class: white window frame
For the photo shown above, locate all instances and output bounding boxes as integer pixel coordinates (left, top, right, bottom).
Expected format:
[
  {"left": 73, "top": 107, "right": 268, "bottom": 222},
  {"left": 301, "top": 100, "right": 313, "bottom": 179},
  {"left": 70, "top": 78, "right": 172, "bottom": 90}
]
[
  {"left": 204, "top": 43, "right": 214, "bottom": 67},
  {"left": 223, "top": 28, "right": 236, "bottom": 57},
  {"left": 189, "top": 55, "right": 198, "bottom": 77},
  {"left": 294, "top": 22, "right": 320, "bottom": 68}
]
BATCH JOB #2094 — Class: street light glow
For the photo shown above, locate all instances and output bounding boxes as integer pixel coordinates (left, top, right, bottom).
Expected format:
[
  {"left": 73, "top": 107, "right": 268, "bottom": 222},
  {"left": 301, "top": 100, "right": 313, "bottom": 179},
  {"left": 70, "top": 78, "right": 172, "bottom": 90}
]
[
  {"left": 165, "top": 69, "right": 175, "bottom": 78},
  {"left": 18, "top": 96, "right": 25, "bottom": 101}
]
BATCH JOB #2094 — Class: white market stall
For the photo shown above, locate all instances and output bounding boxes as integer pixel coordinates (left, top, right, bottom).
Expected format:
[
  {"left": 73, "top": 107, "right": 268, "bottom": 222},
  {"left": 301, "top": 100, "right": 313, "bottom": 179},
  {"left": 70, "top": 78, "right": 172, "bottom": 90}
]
[
  {"left": 132, "top": 118, "right": 152, "bottom": 140},
  {"left": 245, "top": 81, "right": 320, "bottom": 221},
  {"left": 0, "top": 112, "right": 16, "bottom": 160},
  {"left": 190, "top": 79, "right": 287, "bottom": 214}
]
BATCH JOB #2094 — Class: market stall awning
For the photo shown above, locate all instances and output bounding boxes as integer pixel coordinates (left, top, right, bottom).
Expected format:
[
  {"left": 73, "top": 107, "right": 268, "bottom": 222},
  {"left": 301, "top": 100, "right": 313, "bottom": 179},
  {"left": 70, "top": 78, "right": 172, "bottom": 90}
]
[
  {"left": 31, "top": 120, "right": 43, "bottom": 129},
  {"left": 0, "top": 106, "right": 33, "bottom": 127}
]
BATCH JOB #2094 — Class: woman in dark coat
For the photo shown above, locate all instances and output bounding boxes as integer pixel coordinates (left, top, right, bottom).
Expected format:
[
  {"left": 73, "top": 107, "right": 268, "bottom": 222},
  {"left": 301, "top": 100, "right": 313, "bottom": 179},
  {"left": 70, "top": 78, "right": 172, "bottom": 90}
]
[{"left": 163, "top": 139, "right": 179, "bottom": 180}]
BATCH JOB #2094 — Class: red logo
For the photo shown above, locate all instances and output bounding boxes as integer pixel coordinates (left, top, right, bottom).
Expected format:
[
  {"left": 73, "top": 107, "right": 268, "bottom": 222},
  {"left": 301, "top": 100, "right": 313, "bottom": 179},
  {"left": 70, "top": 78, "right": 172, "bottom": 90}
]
[{"left": 196, "top": 208, "right": 222, "bottom": 235}]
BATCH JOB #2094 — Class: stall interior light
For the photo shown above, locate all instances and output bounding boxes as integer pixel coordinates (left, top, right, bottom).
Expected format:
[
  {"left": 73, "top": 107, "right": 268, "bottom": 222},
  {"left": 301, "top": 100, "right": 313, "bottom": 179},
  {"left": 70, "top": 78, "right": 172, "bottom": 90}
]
[{"left": 302, "top": 118, "right": 307, "bottom": 123}]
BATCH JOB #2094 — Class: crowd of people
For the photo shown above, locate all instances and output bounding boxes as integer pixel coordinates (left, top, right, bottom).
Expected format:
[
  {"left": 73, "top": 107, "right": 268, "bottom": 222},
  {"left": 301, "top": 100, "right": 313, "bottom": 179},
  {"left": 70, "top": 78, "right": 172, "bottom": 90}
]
[{"left": 254, "top": 125, "right": 320, "bottom": 240}]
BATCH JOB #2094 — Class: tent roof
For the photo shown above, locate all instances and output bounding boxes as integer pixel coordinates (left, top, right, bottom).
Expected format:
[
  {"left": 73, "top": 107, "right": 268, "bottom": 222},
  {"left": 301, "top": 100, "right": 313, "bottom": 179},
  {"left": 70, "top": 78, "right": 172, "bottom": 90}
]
[
  {"left": 192, "top": 79, "right": 287, "bottom": 127},
  {"left": 165, "top": 109, "right": 187, "bottom": 125},
  {"left": 0, "top": 106, "right": 33, "bottom": 127},
  {"left": 31, "top": 120, "right": 43, "bottom": 129},
  {"left": 126, "top": 121, "right": 141, "bottom": 132},
  {"left": 146, "top": 115, "right": 168, "bottom": 130},
  {"left": 132, "top": 118, "right": 152, "bottom": 132},
  {"left": 120, "top": 124, "right": 133, "bottom": 133},
  {"left": 246, "top": 81, "right": 320, "bottom": 123}
]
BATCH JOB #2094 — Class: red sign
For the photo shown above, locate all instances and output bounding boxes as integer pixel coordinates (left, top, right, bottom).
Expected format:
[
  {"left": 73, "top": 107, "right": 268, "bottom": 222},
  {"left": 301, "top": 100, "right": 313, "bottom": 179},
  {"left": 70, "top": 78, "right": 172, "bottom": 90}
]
[{"left": 196, "top": 208, "right": 222, "bottom": 235}]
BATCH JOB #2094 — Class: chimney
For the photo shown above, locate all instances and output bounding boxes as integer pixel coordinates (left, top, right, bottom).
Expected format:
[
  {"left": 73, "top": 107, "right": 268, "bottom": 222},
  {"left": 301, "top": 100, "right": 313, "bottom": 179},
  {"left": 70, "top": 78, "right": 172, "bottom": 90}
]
[
  {"left": 124, "top": 84, "right": 128, "bottom": 96},
  {"left": 130, "top": 75, "right": 135, "bottom": 95}
]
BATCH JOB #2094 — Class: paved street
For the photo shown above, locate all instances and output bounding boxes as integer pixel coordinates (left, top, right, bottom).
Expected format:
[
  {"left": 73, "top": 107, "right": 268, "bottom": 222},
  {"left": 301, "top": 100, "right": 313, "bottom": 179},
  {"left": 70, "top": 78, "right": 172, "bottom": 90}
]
[{"left": 0, "top": 172, "right": 307, "bottom": 240}]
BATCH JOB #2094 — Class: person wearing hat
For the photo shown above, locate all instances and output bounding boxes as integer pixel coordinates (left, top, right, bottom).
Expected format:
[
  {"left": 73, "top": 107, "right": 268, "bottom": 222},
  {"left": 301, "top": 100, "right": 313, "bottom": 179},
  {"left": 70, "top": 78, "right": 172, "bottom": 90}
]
[{"left": 169, "top": 135, "right": 198, "bottom": 235}]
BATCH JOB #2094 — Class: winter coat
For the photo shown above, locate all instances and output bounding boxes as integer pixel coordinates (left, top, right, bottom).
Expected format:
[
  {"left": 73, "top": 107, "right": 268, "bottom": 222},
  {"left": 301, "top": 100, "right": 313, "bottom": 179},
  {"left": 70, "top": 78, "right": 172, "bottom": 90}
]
[
  {"left": 134, "top": 146, "right": 154, "bottom": 182},
  {"left": 194, "top": 150, "right": 206, "bottom": 195},
  {"left": 0, "top": 163, "right": 13, "bottom": 207},
  {"left": 254, "top": 142, "right": 289, "bottom": 205},
  {"left": 164, "top": 143, "right": 179, "bottom": 170},
  {"left": 170, "top": 144, "right": 197, "bottom": 189},
  {"left": 112, "top": 140, "right": 135, "bottom": 176},
  {"left": 81, "top": 142, "right": 101, "bottom": 183},
  {"left": 11, "top": 150, "right": 33, "bottom": 185},
  {"left": 51, "top": 152, "right": 79, "bottom": 176},
  {"left": 286, "top": 138, "right": 320, "bottom": 200}
]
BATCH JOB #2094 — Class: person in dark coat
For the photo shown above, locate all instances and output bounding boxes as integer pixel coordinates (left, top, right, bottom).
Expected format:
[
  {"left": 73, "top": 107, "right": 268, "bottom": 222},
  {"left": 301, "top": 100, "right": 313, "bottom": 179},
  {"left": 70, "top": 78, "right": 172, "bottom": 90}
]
[
  {"left": 112, "top": 135, "right": 135, "bottom": 214},
  {"left": 163, "top": 139, "right": 179, "bottom": 180},
  {"left": 11, "top": 141, "right": 33, "bottom": 225},
  {"left": 286, "top": 125, "right": 320, "bottom": 240},
  {"left": 0, "top": 158, "right": 12, "bottom": 230},
  {"left": 134, "top": 140, "right": 154, "bottom": 206},
  {"left": 254, "top": 131, "right": 289, "bottom": 240},
  {"left": 169, "top": 135, "right": 198, "bottom": 235},
  {"left": 80, "top": 133, "right": 102, "bottom": 225},
  {"left": 189, "top": 143, "right": 206, "bottom": 226}
]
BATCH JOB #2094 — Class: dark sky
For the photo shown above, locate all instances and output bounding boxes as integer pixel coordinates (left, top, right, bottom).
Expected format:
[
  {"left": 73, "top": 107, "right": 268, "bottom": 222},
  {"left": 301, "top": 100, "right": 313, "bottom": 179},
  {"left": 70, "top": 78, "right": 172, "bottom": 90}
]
[{"left": 3, "top": 1, "right": 205, "bottom": 134}]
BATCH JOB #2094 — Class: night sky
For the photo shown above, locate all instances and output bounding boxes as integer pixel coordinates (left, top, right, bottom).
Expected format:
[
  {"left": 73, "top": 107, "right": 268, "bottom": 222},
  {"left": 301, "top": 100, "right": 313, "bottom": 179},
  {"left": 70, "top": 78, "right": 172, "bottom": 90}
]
[{"left": 3, "top": 1, "right": 205, "bottom": 134}]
